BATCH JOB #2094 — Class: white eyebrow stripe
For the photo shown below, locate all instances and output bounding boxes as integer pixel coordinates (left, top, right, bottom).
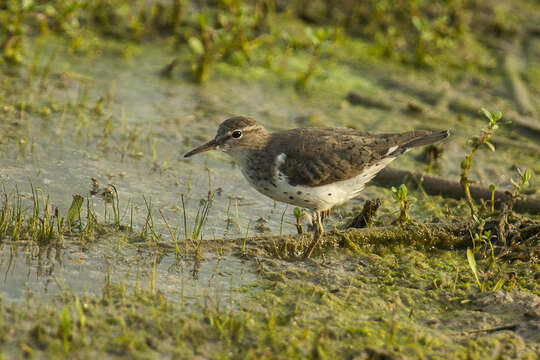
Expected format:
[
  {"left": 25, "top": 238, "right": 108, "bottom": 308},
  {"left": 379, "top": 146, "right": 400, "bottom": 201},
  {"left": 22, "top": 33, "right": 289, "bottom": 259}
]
[{"left": 232, "top": 125, "right": 262, "bottom": 133}]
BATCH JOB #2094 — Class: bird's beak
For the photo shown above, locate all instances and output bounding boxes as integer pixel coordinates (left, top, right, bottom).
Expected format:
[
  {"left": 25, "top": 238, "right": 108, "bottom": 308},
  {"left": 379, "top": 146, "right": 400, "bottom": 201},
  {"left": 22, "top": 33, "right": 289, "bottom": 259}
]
[{"left": 184, "top": 138, "right": 218, "bottom": 158}]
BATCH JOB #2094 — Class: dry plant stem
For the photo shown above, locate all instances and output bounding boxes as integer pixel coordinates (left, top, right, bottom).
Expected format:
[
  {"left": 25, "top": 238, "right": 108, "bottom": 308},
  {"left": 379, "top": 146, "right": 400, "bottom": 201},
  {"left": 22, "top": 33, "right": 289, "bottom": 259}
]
[
  {"left": 297, "top": 44, "right": 321, "bottom": 88},
  {"left": 347, "top": 199, "right": 382, "bottom": 228},
  {"left": 460, "top": 135, "right": 489, "bottom": 216},
  {"left": 374, "top": 167, "right": 540, "bottom": 215}
]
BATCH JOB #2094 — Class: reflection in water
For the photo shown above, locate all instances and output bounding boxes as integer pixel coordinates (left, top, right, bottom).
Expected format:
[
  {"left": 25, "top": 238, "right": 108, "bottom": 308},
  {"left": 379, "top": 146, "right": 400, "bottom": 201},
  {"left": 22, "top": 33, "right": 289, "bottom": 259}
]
[{"left": 0, "top": 241, "right": 259, "bottom": 305}]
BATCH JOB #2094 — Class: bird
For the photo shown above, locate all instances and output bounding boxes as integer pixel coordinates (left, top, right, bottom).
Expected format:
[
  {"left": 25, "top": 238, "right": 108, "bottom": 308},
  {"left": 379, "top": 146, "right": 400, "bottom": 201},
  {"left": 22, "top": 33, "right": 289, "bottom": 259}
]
[{"left": 184, "top": 116, "right": 450, "bottom": 258}]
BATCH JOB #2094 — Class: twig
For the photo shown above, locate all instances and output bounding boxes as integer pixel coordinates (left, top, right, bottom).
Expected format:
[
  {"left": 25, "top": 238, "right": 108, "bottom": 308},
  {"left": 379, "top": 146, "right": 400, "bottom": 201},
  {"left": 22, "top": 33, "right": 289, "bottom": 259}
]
[
  {"left": 151, "top": 222, "right": 470, "bottom": 256},
  {"left": 459, "top": 324, "right": 518, "bottom": 334}
]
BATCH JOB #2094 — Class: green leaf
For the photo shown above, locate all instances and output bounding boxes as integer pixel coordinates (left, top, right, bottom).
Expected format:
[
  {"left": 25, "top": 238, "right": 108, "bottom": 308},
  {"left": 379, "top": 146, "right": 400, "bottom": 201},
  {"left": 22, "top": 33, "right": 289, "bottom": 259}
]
[
  {"left": 510, "top": 178, "right": 519, "bottom": 188},
  {"left": 411, "top": 16, "right": 424, "bottom": 31},
  {"left": 22, "top": 0, "right": 34, "bottom": 10},
  {"left": 66, "top": 194, "right": 84, "bottom": 227},
  {"left": 61, "top": 306, "right": 71, "bottom": 353},
  {"left": 522, "top": 168, "right": 531, "bottom": 185},
  {"left": 485, "top": 141, "right": 495, "bottom": 152},
  {"left": 466, "top": 248, "right": 481, "bottom": 289},
  {"left": 480, "top": 108, "right": 492, "bottom": 121},
  {"left": 492, "top": 278, "right": 505, "bottom": 291},
  {"left": 305, "top": 27, "right": 318, "bottom": 44},
  {"left": 398, "top": 184, "right": 407, "bottom": 198},
  {"left": 188, "top": 37, "right": 204, "bottom": 55},
  {"left": 197, "top": 13, "right": 208, "bottom": 29},
  {"left": 315, "top": 28, "right": 328, "bottom": 42}
]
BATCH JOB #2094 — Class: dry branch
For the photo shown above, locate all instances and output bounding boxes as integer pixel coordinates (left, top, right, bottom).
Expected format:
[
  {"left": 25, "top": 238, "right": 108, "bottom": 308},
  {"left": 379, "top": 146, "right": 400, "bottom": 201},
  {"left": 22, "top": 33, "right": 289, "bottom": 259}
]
[
  {"left": 150, "top": 222, "right": 470, "bottom": 260},
  {"left": 373, "top": 167, "right": 540, "bottom": 215}
]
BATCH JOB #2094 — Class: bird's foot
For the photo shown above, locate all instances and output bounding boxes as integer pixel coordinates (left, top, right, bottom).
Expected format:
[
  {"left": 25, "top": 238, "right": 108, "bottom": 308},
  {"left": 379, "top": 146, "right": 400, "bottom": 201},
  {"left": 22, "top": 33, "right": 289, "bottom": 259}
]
[{"left": 303, "top": 229, "right": 323, "bottom": 259}]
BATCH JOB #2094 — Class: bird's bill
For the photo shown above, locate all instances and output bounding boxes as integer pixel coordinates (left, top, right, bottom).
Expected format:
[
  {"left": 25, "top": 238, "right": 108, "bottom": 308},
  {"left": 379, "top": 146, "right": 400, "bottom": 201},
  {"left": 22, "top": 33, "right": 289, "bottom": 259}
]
[{"left": 184, "top": 139, "right": 218, "bottom": 158}]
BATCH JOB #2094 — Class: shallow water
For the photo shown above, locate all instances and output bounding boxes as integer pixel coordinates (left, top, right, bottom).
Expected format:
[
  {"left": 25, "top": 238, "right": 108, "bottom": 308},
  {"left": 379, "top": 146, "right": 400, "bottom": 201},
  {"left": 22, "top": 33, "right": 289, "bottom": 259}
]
[
  {"left": 0, "top": 240, "right": 258, "bottom": 305},
  {"left": 0, "top": 35, "right": 538, "bottom": 303}
]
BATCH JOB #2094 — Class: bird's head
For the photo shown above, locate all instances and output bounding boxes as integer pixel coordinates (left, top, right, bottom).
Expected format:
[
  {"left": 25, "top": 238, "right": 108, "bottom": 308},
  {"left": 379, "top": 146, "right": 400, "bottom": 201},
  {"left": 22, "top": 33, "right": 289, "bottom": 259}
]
[{"left": 184, "top": 116, "right": 268, "bottom": 158}]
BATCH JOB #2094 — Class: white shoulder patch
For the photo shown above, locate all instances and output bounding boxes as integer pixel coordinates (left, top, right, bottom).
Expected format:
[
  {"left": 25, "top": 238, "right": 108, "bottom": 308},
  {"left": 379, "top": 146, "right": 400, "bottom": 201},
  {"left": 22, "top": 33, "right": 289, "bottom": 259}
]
[
  {"left": 274, "top": 153, "right": 288, "bottom": 182},
  {"left": 276, "top": 152, "right": 287, "bottom": 166}
]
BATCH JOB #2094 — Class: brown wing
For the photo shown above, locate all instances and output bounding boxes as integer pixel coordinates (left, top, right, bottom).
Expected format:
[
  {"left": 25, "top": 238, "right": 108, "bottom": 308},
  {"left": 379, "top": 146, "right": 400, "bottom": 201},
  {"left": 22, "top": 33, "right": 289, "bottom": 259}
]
[{"left": 271, "top": 127, "right": 444, "bottom": 187}]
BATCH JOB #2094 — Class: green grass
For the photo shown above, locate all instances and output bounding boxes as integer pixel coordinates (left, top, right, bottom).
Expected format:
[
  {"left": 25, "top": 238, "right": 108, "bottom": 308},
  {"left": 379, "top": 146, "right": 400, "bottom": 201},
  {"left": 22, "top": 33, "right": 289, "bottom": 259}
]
[
  {"left": 1, "top": 235, "right": 538, "bottom": 359},
  {"left": 0, "top": 0, "right": 538, "bottom": 358}
]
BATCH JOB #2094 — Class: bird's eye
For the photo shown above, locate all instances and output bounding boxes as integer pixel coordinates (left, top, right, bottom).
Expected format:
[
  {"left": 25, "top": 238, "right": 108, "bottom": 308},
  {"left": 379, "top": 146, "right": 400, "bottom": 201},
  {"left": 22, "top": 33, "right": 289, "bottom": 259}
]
[{"left": 231, "top": 130, "right": 243, "bottom": 139}]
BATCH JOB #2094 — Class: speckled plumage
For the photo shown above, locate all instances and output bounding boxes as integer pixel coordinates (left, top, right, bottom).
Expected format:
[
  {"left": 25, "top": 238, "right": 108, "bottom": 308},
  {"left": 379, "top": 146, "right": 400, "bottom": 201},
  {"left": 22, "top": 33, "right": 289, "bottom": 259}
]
[{"left": 184, "top": 116, "right": 450, "bottom": 257}]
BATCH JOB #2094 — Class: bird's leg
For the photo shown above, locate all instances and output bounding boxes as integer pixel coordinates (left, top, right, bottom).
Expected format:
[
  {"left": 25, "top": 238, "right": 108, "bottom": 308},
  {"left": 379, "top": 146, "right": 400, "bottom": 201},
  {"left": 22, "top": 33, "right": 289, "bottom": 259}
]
[
  {"left": 303, "top": 211, "right": 324, "bottom": 259},
  {"left": 320, "top": 209, "right": 331, "bottom": 221}
]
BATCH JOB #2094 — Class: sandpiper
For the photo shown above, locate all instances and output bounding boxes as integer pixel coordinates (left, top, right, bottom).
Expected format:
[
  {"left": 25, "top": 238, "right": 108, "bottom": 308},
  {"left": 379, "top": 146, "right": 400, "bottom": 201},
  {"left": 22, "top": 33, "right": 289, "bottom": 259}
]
[{"left": 185, "top": 116, "right": 449, "bottom": 258}]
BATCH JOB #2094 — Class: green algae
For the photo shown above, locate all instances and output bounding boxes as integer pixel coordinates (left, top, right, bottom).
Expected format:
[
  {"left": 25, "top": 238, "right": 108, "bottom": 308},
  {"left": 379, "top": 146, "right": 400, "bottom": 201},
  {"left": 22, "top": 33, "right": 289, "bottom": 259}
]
[
  {"left": 1, "top": 235, "right": 538, "bottom": 359},
  {"left": 0, "top": 0, "right": 539, "bottom": 358}
]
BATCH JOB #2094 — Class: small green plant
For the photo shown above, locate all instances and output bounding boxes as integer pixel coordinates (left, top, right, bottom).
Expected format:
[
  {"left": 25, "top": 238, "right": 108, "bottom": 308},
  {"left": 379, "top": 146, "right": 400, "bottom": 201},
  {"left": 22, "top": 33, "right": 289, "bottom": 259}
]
[
  {"left": 466, "top": 246, "right": 506, "bottom": 292},
  {"left": 141, "top": 196, "right": 161, "bottom": 243},
  {"left": 508, "top": 167, "right": 531, "bottom": 209},
  {"left": 188, "top": 13, "right": 223, "bottom": 83},
  {"left": 59, "top": 306, "right": 71, "bottom": 353},
  {"left": 391, "top": 184, "right": 411, "bottom": 224},
  {"left": 295, "top": 27, "right": 330, "bottom": 89},
  {"left": 279, "top": 205, "right": 288, "bottom": 236},
  {"left": 0, "top": 0, "right": 29, "bottom": 64},
  {"left": 466, "top": 247, "right": 482, "bottom": 290},
  {"left": 181, "top": 193, "right": 213, "bottom": 250},
  {"left": 470, "top": 214, "right": 495, "bottom": 263},
  {"left": 160, "top": 209, "right": 181, "bottom": 261},
  {"left": 460, "top": 108, "right": 502, "bottom": 216},
  {"left": 488, "top": 184, "right": 496, "bottom": 213},
  {"left": 293, "top": 207, "right": 304, "bottom": 234}
]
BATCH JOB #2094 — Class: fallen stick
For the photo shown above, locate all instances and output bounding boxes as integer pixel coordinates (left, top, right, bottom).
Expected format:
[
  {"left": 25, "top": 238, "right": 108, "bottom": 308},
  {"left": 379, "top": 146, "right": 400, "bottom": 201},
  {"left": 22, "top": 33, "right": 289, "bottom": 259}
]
[
  {"left": 373, "top": 167, "right": 540, "bottom": 215},
  {"left": 153, "top": 222, "right": 470, "bottom": 258}
]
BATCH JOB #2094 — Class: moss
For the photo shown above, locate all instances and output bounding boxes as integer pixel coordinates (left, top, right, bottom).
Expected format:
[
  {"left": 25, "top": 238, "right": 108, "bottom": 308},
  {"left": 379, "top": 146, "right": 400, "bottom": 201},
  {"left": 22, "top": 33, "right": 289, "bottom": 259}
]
[{"left": 0, "top": 1, "right": 539, "bottom": 358}]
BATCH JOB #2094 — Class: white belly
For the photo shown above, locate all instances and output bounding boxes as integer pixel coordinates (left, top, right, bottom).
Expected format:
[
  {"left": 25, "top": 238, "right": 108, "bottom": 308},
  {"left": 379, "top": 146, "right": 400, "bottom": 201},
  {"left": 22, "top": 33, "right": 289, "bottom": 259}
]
[{"left": 242, "top": 153, "right": 395, "bottom": 211}]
